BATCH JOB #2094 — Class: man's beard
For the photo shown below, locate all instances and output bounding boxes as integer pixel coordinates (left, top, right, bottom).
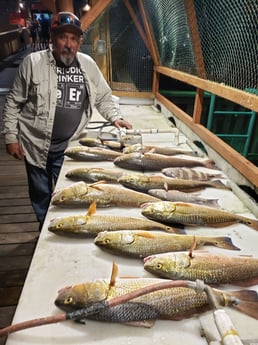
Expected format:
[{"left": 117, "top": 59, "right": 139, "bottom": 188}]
[{"left": 60, "top": 48, "right": 75, "bottom": 66}]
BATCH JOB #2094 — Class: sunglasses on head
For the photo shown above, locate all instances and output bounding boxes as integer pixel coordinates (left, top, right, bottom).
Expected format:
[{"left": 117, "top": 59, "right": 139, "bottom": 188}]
[{"left": 55, "top": 14, "right": 81, "bottom": 28}]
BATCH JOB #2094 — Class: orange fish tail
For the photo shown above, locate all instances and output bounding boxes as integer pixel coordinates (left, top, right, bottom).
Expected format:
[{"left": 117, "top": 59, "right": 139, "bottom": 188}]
[{"left": 230, "top": 290, "right": 258, "bottom": 320}]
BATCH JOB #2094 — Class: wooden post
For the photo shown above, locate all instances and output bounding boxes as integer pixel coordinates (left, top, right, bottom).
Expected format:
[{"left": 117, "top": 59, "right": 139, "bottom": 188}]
[{"left": 55, "top": 0, "right": 74, "bottom": 13}]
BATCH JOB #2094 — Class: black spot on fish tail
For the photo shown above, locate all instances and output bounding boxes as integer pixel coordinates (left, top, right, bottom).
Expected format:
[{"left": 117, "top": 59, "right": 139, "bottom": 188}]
[
  {"left": 86, "top": 302, "right": 161, "bottom": 323},
  {"left": 240, "top": 218, "right": 258, "bottom": 231},
  {"left": 212, "top": 236, "right": 240, "bottom": 250},
  {"left": 193, "top": 141, "right": 208, "bottom": 155}
]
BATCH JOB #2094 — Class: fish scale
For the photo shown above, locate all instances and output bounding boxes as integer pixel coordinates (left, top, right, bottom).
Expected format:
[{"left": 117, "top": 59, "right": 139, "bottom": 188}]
[
  {"left": 55, "top": 274, "right": 258, "bottom": 322},
  {"left": 94, "top": 230, "right": 239, "bottom": 258},
  {"left": 141, "top": 201, "right": 258, "bottom": 230},
  {"left": 144, "top": 252, "right": 258, "bottom": 284},
  {"left": 51, "top": 181, "right": 160, "bottom": 207}
]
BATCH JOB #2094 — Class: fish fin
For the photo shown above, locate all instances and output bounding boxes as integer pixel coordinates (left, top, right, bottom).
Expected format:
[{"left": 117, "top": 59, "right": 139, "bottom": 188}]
[
  {"left": 136, "top": 231, "right": 157, "bottom": 238},
  {"left": 203, "top": 159, "right": 217, "bottom": 169},
  {"left": 211, "top": 236, "right": 240, "bottom": 250},
  {"left": 109, "top": 262, "right": 118, "bottom": 287},
  {"left": 165, "top": 226, "right": 186, "bottom": 234},
  {"left": 188, "top": 236, "right": 197, "bottom": 258},
  {"left": 246, "top": 218, "right": 258, "bottom": 231},
  {"left": 87, "top": 202, "right": 97, "bottom": 216},
  {"left": 90, "top": 180, "right": 106, "bottom": 190},
  {"left": 235, "top": 301, "right": 258, "bottom": 320},
  {"left": 123, "top": 320, "right": 156, "bottom": 328},
  {"left": 210, "top": 180, "right": 230, "bottom": 190},
  {"left": 206, "top": 199, "right": 220, "bottom": 208},
  {"left": 164, "top": 181, "right": 168, "bottom": 192},
  {"left": 230, "top": 290, "right": 258, "bottom": 320}
]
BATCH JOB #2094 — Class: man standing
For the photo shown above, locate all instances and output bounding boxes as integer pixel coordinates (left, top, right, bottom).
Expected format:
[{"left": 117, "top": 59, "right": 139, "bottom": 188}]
[{"left": 2, "top": 12, "right": 132, "bottom": 229}]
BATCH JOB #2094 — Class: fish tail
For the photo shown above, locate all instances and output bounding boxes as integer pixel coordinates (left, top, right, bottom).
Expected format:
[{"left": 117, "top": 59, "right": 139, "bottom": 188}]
[
  {"left": 203, "top": 159, "right": 217, "bottom": 169},
  {"left": 230, "top": 290, "right": 258, "bottom": 320},
  {"left": 244, "top": 218, "right": 258, "bottom": 231},
  {"left": 206, "top": 199, "right": 220, "bottom": 208},
  {"left": 211, "top": 236, "right": 240, "bottom": 250},
  {"left": 165, "top": 226, "right": 186, "bottom": 234},
  {"left": 211, "top": 180, "right": 231, "bottom": 190}
]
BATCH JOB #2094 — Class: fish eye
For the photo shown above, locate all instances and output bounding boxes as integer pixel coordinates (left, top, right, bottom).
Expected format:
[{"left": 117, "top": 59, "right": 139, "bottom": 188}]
[
  {"left": 64, "top": 296, "right": 73, "bottom": 305},
  {"left": 60, "top": 196, "right": 66, "bottom": 201},
  {"left": 57, "top": 223, "right": 63, "bottom": 229},
  {"left": 104, "top": 238, "right": 110, "bottom": 244},
  {"left": 156, "top": 262, "right": 163, "bottom": 270}
]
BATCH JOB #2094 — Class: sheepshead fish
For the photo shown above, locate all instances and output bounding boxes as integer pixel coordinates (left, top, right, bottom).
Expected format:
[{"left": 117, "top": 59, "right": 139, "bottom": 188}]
[
  {"left": 144, "top": 251, "right": 258, "bottom": 285},
  {"left": 64, "top": 146, "right": 121, "bottom": 161},
  {"left": 141, "top": 201, "right": 258, "bottom": 230},
  {"left": 148, "top": 189, "right": 220, "bottom": 208},
  {"left": 123, "top": 143, "right": 198, "bottom": 156},
  {"left": 79, "top": 137, "right": 123, "bottom": 151},
  {"left": 48, "top": 202, "right": 179, "bottom": 236},
  {"left": 65, "top": 167, "right": 123, "bottom": 183},
  {"left": 51, "top": 181, "right": 160, "bottom": 208},
  {"left": 114, "top": 152, "right": 216, "bottom": 171},
  {"left": 162, "top": 167, "right": 222, "bottom": 180},
  {"left": 94, "top": 230, "right": 239, "bottom": 258},
  {"left": 55, "top": 262, "right": 258, "bottom": 323},
  {"left": 118, "top": 173, "right": 228, "bottom": 192}
]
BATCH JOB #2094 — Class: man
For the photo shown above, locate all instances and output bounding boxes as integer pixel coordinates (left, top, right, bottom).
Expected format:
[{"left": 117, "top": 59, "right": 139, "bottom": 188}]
[{"left": 2, "top": 12, "right": 132, "bottom": 229}]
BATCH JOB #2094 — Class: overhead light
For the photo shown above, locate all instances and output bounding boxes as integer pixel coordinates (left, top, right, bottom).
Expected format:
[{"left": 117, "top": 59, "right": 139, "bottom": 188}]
[{"left": 82, "top": 2, "right": 91, "bottom": 12}]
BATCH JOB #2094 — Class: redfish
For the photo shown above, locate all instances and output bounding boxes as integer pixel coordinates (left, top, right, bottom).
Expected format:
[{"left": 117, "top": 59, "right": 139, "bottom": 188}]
[
  {"left": 79, "top": 137, "right": 123, "bottom": 151},
  {"left": 141, "top": 201, "right": 258, "bottom": 230},
  {"left": 51, "top": 181, "right": 160, "bottom": 208},
  {"left": 123, "top": 143, "right": 198, "bottom": 156},
  {"left": 144, "top": 251, "right": 258, "bottom": 285},
  {"left": 48, "top": 202, "right": 178, "bottom": 236},
  {"left": 64, "top": 146, "right": 121, "bottom": 161},
  {"left": 114, "top": 152, "right": 216, "bottom": 171},
  {"left": 65, "top": 167, "right": 123, "bottom": 183},
  {"left": 55, "top": 263, "right": 258, "bottom": 323},
  {"left": 94, "top": 230, "right": 239, "bottom": 258}
]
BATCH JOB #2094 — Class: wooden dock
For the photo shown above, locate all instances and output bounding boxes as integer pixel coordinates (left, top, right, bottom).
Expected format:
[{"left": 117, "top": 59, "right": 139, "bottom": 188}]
[{"left": 0, "top": 137, "right": 39, "bottom": 345}]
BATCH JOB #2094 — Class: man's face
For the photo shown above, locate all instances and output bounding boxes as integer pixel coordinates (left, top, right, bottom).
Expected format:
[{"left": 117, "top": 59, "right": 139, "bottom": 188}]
[{"left": 52, "top": 30, "right": 82, "bottom": 66}]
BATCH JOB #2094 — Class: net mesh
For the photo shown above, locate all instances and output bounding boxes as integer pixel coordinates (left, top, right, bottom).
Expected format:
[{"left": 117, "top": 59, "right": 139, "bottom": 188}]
[
  {"left": 143, "top": 0, "right": 258, "bottom": 90},
  {"left": 80, "top": 0, "right": 257, "bottom": 161},
  {"left": 81, "top": 0, "right": 153, "bottom": 92},
  {"left": 82, "top": 0, "right": 257, "bottom": 92}
]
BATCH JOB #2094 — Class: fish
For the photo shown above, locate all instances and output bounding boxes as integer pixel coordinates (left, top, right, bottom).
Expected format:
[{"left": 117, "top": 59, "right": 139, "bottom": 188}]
[
  {"left": 94, "top": 230, "right": 239, "bottom": 258},
  {"left": 141, "top": 201, "right": 258, "bottom": 230},
  {"left": 143, "top": 251, "right": 258, "bottom": 285},
  {"left": 51, "top": 181, "right": 161, "bottom": 208},
  {"left": 65, "top": 167, "right": 123, "bottom": 183},
  {"left": 79, "top": 137, "right": 124, "bottom": 151},
  {"left": 64, "top": 146, "right": 121, "bottom": 161},
  {"left": 123, "top": 143, "right": 198, "bottom": 156},
  {"left": 48, "top": 202, "right": 179, "bottom": 236},
  {"left": 148, "top": 189, "right": 220, "bottom": 208},
  {"left": 55, "top": 262, "right": 258, "bottom": 323},
  {"left": 118, "top": 173, "right": 229, "bottom": 192},
  {"left": 114, "top": 152, "right": 216, "bottom": 171},
  {"left": 162, "top": 167, "right": 223, "bottom": 180}
]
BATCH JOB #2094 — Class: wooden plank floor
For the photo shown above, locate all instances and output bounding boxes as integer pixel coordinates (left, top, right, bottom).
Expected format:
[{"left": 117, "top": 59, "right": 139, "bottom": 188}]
[{"left": 0, "top": 136, "right": 39, "bottom": 345}]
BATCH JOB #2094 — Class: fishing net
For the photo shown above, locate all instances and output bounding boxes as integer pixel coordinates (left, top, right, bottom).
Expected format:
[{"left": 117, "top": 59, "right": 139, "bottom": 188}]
[
  {"left": 81, "top": 0, "right": 257, "bottom": 91},
  {"left": 81, "top": 0, "right": 153, "bottom": 92},
  {"left": 80, "top": 0, "right": 257, "bottom": 162}
]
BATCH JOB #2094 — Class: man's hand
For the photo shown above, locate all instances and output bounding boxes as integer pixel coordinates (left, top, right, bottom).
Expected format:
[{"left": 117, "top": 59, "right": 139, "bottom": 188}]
[
  {"left": 6, "top": 143, "right": 25, "bottom": 160},
  {"left": 113, "top": 118, "right": 132, "bottom": 130}
]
